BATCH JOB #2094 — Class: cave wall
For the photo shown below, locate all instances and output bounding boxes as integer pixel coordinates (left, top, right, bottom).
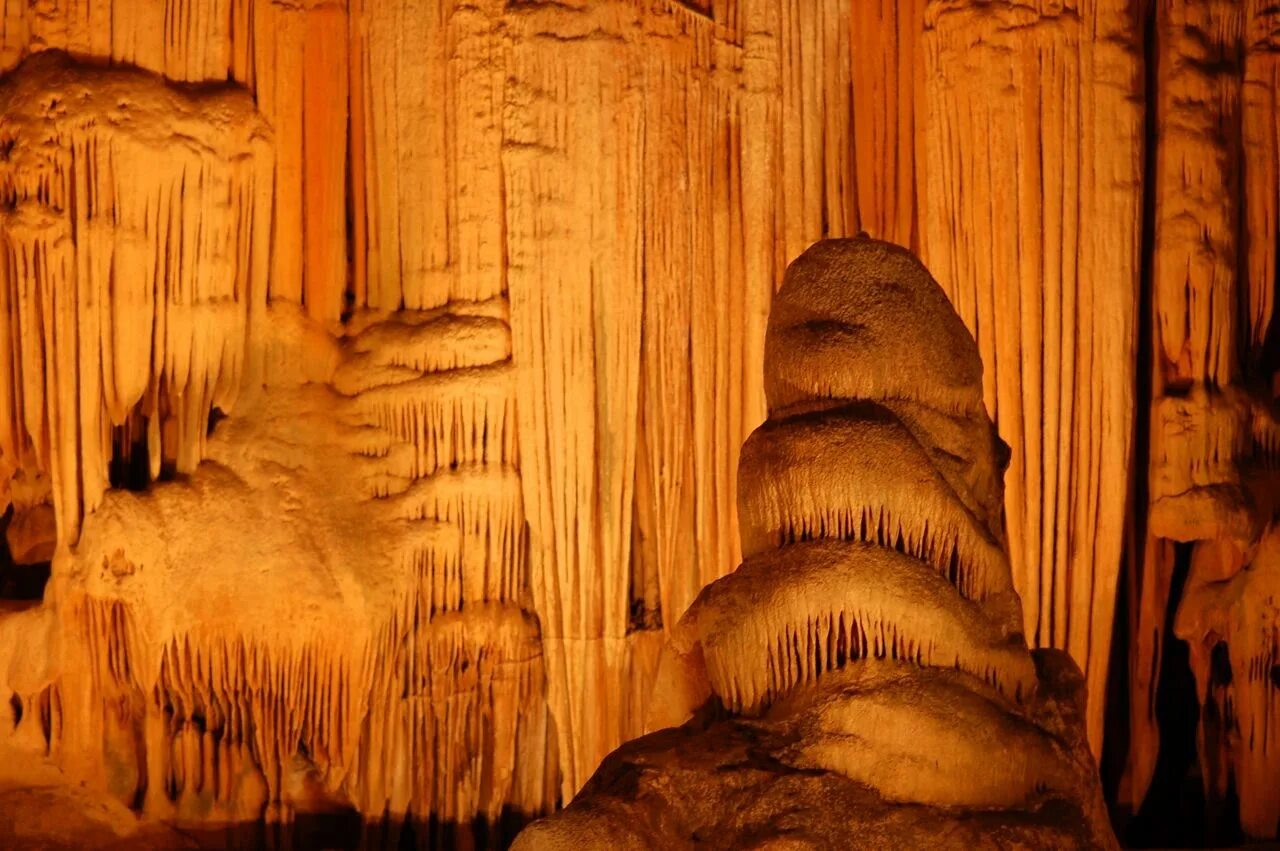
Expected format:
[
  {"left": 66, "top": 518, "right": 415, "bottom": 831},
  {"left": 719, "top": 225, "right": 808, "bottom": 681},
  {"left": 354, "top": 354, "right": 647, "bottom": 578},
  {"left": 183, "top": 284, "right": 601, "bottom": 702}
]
[{"left": 0, "top": 0, "right": 1277, "bottom": 843}]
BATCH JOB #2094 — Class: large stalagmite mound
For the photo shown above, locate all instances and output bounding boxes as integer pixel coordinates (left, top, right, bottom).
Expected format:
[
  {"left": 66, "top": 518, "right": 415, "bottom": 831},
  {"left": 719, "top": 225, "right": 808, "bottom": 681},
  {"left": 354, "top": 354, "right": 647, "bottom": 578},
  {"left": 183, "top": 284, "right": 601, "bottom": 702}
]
[{"left": 514, "top": 237, "right": 1117, "bottom": 850}]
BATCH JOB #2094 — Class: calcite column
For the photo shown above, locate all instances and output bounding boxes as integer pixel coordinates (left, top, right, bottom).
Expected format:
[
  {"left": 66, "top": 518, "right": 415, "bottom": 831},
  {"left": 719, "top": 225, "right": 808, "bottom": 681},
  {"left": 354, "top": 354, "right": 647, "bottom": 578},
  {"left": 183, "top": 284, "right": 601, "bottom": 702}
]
[
  {"left": 503, "top": 0, "right": 781, "bottom": 797},
  {"left": 1134, "top": 0, "right": 1280, "bottom": 837},
  {"left": 920, "top": 0, "right": 1145, "bottom": 753}
]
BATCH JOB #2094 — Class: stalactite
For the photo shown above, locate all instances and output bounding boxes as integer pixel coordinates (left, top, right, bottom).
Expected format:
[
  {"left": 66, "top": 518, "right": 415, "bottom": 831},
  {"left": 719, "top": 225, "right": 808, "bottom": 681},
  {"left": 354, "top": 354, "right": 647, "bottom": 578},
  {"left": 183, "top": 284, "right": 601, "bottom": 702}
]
[
  {"left": 849, "top": 0, "right": 921, "bottom": 248},
  {"left": 1243, "top": 0, "right": 1280, "bottom": 362},
  {"left": 0, "top": 52, "right": 272, "bottom": 544},
  {"left": 2, "top": 0, "right": 1276, "bottom": 841},
  {"left": 1150, "top": 0, "right": 1242, "bottom": 396},
  {"left": 919, "top": 0, "right": 1145, "bottom": 754},
  {"left": 350, "top": 603, "right": 548, "bottom": 826},
  {"left": 1128, "top": 1, "right": 1280, "bottom": 836},
  {"left": 23, "top": 288, "right": 554, "bottom": 834},
  {"left": 501, "top": 2, "right": 645, "bottom": 796},
  {"left": 344, "top": 3, "right": 788, "bottom": 800},
  {"left": 6, "top": 4, "right": 545, "bottom": 829},
  {"left": 349, "top": 0, "right": 492, "bottom": 313},
  {"left": 0, "top": 0, "right": 349, "bottom": 324},
  {"left": 504, "top": 0, "right": 779, "bottom": 798}
]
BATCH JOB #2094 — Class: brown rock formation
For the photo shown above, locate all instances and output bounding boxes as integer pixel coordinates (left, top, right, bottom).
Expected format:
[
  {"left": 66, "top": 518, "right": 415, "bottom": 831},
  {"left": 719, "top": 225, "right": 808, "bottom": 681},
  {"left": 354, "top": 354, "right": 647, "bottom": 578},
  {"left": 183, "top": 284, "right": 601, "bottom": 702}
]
[{"left": 514, "top": 239, "right": 1117, "bottom": 850}]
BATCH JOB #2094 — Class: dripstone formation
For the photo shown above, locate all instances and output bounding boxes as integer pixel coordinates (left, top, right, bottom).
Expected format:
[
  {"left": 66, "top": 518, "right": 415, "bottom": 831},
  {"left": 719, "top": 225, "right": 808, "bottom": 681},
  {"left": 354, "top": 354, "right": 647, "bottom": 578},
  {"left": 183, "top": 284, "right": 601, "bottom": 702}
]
[
  {"left": 514, "top": 238, "right": 1118, "bottom": 850},
  {"left": 0, "top": 1, "right": 1276, "bottom": 844}
]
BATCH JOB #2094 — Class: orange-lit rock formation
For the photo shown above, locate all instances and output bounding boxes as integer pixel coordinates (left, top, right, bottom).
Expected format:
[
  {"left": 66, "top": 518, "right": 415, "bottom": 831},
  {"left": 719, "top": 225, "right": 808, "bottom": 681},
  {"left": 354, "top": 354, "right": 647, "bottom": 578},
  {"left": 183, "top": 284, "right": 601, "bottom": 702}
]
[
  {"left": 1120, "top": 2, "right": 1280, "bottom": 839},
  {"left": 919, "top": 3, "right": 1145, "bottom": 759},
  {"left": 0, "top": 51, "right": 273, "bottom": 545},
  {"left": 0, "top": 49, "right": 554, "bottom": 846},
  {"left": 0, "top": 0, "right": 1278, "bottom": 845},
  {"left": 514, "top": 239, "right": 1117, "bottom": 850}
]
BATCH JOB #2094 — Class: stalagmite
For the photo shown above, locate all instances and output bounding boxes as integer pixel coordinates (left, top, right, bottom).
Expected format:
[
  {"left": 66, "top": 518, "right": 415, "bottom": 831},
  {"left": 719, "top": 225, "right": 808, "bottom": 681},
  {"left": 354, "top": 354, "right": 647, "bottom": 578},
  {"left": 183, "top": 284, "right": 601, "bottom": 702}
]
[{"left": 513, "top": 239, "right": 1117, "bottom": 850}]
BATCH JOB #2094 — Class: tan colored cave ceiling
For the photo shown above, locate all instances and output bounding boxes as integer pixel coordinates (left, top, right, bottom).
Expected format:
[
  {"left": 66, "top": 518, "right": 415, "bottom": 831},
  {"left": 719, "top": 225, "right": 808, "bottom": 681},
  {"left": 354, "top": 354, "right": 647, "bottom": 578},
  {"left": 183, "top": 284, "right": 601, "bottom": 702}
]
[{"left": 0, "top": 0, "right": 1276, "bottom": 845}]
